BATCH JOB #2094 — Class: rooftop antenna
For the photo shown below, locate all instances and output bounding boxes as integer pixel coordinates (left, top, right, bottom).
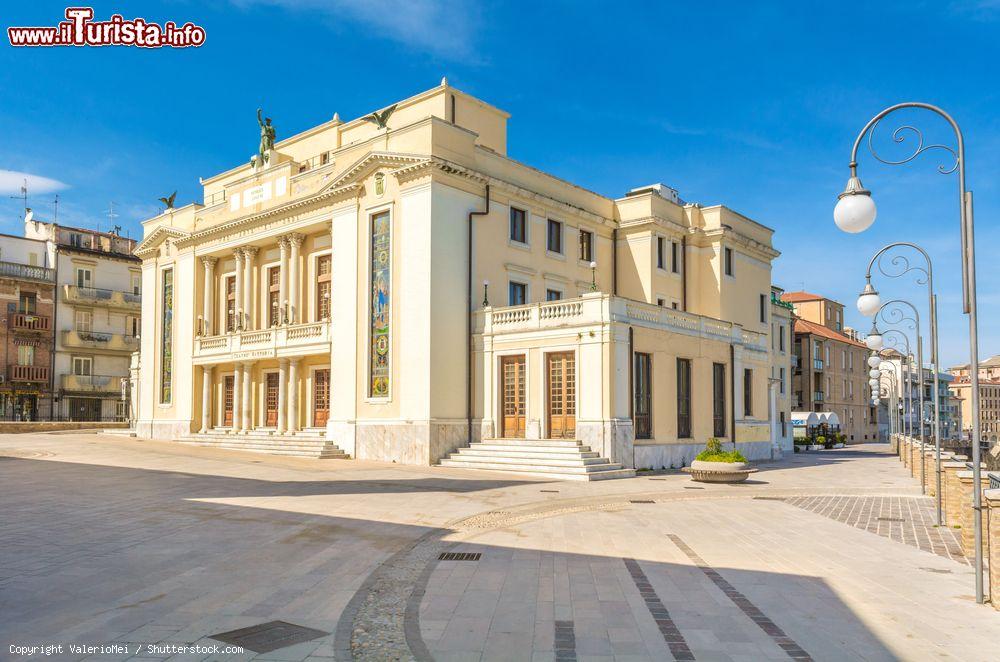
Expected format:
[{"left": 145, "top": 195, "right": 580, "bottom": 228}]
[
  {"left": 106, "top": 201, "right": 119, "bottom": 233},
  {"left": 9, "top": 178, "right": 27, "bottom": 216},
  {"left": 52, "top": 194, "right": 59, "bottom": 223}
]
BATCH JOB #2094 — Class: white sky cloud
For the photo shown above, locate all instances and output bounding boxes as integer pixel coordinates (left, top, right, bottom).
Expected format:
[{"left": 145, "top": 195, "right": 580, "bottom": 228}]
[
  {"left": 231, "top": 0, "right": 480, "bottom": 60},
  {"left": 0, "top": 169, "right": 69, "bottom": 196}
]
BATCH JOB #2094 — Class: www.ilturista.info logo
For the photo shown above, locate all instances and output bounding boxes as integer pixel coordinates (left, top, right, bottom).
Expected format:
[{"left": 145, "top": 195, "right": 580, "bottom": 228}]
[{"left": 8, "top": 7, "right": 206, "bottom": 48}]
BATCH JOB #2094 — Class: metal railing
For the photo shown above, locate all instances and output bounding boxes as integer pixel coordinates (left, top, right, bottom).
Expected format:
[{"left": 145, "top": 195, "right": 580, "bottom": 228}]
[
  {"left": 9, "top": 313, "right": 50, "bottom": 332},
  {"left": 813, "top": 359, "right": 824, "bottom": 371},
  {"left": 63, "top": 285, "right": 141, "bottom": 308}
]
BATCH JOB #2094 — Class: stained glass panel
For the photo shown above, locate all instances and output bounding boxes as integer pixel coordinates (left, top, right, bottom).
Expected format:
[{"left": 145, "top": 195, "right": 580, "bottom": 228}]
[{"left": 370, "top": 211, "right": 391, "bottom": 397}]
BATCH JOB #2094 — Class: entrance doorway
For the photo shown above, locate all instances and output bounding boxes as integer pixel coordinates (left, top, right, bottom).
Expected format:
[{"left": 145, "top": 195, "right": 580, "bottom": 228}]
[
  {"left": 633, "top": 352, "right": 652, "bottom": 439},
  {"left": 223, "top": 376, "right": 234, "bottom": 426},
  {"left": 68, "top": 397, "right": 101, "bottom": 421},
  {"left": 546, "top": 352, "right": 576, "bottom": 439},
  {"left": 313, "top": 369, "right": 330, "bottom": 427},
  {"left": 265, "top": 373, "right": 279, "bottom": 426},
  {"left": 500, "top": 355, "right": 526, "bottom": 438}
]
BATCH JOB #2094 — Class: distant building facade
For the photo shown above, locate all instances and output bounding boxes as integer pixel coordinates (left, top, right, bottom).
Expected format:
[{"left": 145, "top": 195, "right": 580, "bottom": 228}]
[
  {"left": 23, "top": 217, "right": 140, "bottom": 421},
  {"left": 783, "top": 291, "right": 878, "bottom": 443},
  {"left": 0, "top": 233, "right": 57, "bottom": 419}
]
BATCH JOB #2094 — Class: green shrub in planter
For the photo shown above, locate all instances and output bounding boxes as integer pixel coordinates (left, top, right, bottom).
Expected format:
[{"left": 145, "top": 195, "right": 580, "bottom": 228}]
[{"left": 695, "top": 437, "right": 747, "bottom": 463}]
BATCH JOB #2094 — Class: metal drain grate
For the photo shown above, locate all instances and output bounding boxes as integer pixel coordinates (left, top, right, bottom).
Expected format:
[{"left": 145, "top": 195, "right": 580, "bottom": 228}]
[
  {"left": 540, "top": 489, "right": 560, "bottom": 493},
  {"left": 877, "top": 517, "right": 905, "bottom": 523},
  {"left": 629, "top": 499, "right": 655, "bottom": 504},
  {"left": 648, "top": 478, "right": 666, "bottom": 481},
  {"left": 210, "top": 620, "right": 328, "bottom": 653},
  {"left": 438, "top": 552, "right": 481, "bottom": 561}
]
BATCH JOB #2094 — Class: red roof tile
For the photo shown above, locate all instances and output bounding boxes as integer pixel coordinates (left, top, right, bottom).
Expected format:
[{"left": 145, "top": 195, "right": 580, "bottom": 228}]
[{"left": 792, "top": 317, "right": 867, "bottom": 348}]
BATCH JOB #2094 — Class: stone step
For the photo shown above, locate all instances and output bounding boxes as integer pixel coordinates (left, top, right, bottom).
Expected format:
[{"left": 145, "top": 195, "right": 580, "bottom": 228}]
[
  {"left": 438, "top": 459, "right": 635, "bottom": 481},
  {"left": 175, "top": 434, "right": 348, "bottom": 459},
  {"left": 470, "top": 442, "right": 594, "bottom": 454},
  {"left": 479, "top": 438, "right": 586, "bottom": 448},
  {"left": 442, "top": 453, "right": 609, "bottom": 468},
  {"left": 458, "top": 448, "right": 601, "bottom": 460}
]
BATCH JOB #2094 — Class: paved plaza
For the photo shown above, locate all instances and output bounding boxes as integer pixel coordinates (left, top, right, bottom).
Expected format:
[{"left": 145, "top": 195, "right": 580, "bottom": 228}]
[{"left": 1, "top": 434, "right": 998, "bottom": 661}]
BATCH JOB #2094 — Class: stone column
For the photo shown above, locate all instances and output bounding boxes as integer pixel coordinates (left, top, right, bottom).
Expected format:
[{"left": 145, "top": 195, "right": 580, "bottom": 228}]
[
  {"left": 233, "top": 249, "right": 245, "bottom": 331},
  {"left": 201, "top": 257, "right": 217, "bottom": 336},
  {"left": 200, "top": 365, "right": 213, "bottom": 433},
  {"left": 278, "top": 237, "right": 290, "bottom": 325},
  {"left": 287, "top": 358, "right": 299, "bottom": 433},
  {"left": 241, "top": 361, "right": 253, "bottom": 433},
  {"left": 276, "top": 358, "right": 288, "bottom": 434},
  {"left": 231, "top": 363, "right": 242, "bottom": 432},
  {"left": 986, "top": 489, "right": 1000, "bottom": 612},
  {"left": 288, "top": 234, "right": 302, "bottom": 324},
  {"left": 943, "top": 459, "right": 967, "bottom": 526},
  {"left": 242, "top": 247, "right": 258, "bottom": 331},
  {"left": 958, "top": 470, "right": 990, "bottom": 557}
]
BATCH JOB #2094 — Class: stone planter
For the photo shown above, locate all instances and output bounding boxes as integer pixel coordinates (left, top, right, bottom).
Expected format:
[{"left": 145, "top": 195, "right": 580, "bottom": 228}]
[
  {"left": 682, "top": 460, "right": 758, "bottom": 483},
  {"left": 807, "top": 444, "right": 823, "bottom": 451}
]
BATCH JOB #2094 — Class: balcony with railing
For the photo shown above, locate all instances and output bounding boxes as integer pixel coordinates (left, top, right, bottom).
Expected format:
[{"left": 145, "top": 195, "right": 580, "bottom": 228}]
[
  {"left": 194, "top": 320, "right": 331, "bottom": 362},
  {"left": 61, "top": 373, "right": 123, "bottom": 393},
  {"left": 9, "top": 313, "right": 50, "bottom": 332},
  {"left": 813, "top": 358, "right": 824, "bottom": 371},
  {"left": 62, "top": 285, "right": 141, "bottom": 311},
  {"left": 0, "top": 261, "right": 55, "bottom": 283},
  {"left": 8, "top": 364, "right": 49, "bottom": 382},
  {"left": 61, "top": 330, "right": 139, "bottom": 353},
  {"left": 813, "top": 391, "right": 825, "bottom": 402}
]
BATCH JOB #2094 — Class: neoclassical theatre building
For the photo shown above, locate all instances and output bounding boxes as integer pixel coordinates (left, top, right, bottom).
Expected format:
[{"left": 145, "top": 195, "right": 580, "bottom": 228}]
[{"left": 135, "top": 81, "right": 792, "bottom": 476}]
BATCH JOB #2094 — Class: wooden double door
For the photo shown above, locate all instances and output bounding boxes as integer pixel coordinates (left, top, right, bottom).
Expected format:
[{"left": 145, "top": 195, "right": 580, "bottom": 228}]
[
  {"left": 499, "top": 352, "right": 576, "bottom": 439},
  {"left": 223, "top": 376, "right": 234, "bottom": 426},
  {"left": 223, "top": 367, "right": 331, "bottom": 429}
]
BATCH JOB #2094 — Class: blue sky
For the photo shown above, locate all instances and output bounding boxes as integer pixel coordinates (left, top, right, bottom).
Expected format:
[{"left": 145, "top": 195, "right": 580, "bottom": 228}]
[{"left": 1, "top": 1, "right": 998, "bottom": 367}]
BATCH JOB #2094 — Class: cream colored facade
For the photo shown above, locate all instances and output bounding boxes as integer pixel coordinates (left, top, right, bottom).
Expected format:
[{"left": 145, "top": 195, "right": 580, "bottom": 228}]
[
  {"left": 949, "top": 379, "right": 1000, "bottom": 442},
  {"left": 134, "top": 81, "right": 787, "bottom": 468}
]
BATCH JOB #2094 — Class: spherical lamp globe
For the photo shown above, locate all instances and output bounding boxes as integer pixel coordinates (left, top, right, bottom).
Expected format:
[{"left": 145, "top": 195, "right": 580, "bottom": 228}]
[
  {"left": 834, "top": 192, "right": 877, "bottom": 234},
  {"left": 856, "top": 284, "right": 881, "bottom": 317}
]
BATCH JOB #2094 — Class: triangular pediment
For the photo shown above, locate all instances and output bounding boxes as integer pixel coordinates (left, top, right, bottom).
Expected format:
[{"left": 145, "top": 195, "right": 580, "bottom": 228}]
[
  {"left": 318, "top": 151, "right": 429, "bottom": 193},
  {"left": 134, "top": 225, "right": 192, "bottom": 259}
]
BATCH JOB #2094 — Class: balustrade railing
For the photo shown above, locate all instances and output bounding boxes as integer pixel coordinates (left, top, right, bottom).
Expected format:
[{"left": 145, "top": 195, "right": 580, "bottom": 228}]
[{"left": 0, "top": 261, "right": 55, "bottom": 282}]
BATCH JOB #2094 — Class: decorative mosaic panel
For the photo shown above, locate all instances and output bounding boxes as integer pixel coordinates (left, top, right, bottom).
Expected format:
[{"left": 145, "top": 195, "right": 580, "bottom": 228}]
[
  {"left": 160, "top": 268, "right": 173, "bottom": 403},
  {"left": 370, "top": 212, "right": 390, "bottom": 397}
]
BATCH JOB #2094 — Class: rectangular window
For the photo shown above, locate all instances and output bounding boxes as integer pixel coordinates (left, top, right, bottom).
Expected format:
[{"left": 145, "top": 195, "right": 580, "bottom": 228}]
[
  {"left": 724, "top": 247, "right": 734, "bottom": 276},
  {"left": 780, "top": 411, "right": 787, "bottom": 437},
  {"left": 131, "top": 274, "right": 141, "bottom": 295},
  {"left": 671, "top": 241, "right": 680, "bottom": 274},
  {"left": 73, "top": 356, "right": 92, "bottom": 376},
  {"left": 76, "top": 267, "right": 93, "bottom": 289},
  {"left": 547, "top": 219, "right": 563, "bottom": 254},
  {"left": 780, "top": 367, "right": 786, "bottom": 394},
  {"left": 657, "top": 298, "right": 665, "bottom": 307},
  {"left": 268, "top": 266, "right": 281, "bottom": 326},
  {"left": 546, "top": 289, "right": 562, "bottom": 302},
  {"left": 633, "top": 352, "right": 652, "bottom": 439},
  {"left": 760, "top": 294, "right": 767, "bottom": 323},
  {"left": 19, "top": 292, "right": 36, "bottom": 314},
  {"left": 779, "top": 326, "right": 786, "bottom": 352},
  {"left": 672, "top": 302, "right": 679, "bottom": 310},
  {"left": 317, "top": 254, "right": 332, "bottom": 321},
  {"left": 370, "top": 211, "right": 391, "bottom": 398},
  {"left": 744, "top": 368, "right": 753, "bottom": 416},
  {"left": 508, "top": 281, "right": 527, "bottom": 306},
  {"left": 509, "top": 207, "right": 526, "bottom": 243},
  {"left": 225, "top": 276, "right": 236, "bottom": 332},
  {"left": 657, "top": 237, "right": 666, "bottom": 270},
  {"left": 126, "top": 315, "right": 139, "bottom": 338},
  {"left": 677, "top": 358, "right": 692, "bottom": 438},
  {"left": 713, "top": 362, "right": 726, "bottom": 437},
  {"left": 17, "top": 345, "right": 34, "bottom": 366},
  {"left": 75, "top": 310, "right": 93, "bottom": 333},
  {"left": 578, "top": 229, "right": 593, "bottom": 262},
  {"left": 28, "top": 253, "right": 38, "bottom": 266},
  {"left": 160, "top": 268, "right": 174, "bottom": 404}
]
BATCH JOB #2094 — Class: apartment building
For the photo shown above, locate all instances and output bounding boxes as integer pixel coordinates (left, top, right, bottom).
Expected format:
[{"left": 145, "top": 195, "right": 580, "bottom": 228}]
[
  {"left": 783, "top": 291, "right": 878, "bottom": 443},
  {"left": 24, "top": 217, "right": 140, "bottom": 421},
  {"left": 0, "top": 233, "right": 57, "bottom": 419},
  {"left": 134, "top": 81, "right": 789, "bottom": 473}
]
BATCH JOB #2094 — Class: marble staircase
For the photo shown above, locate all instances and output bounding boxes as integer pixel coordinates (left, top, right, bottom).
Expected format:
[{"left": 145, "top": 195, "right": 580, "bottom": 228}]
[
  {"left": 175, "top": 428, "right": 349, "bottom": 459},
  {"left": 439, "top": 438, "right": 635, "bottom": 481}
]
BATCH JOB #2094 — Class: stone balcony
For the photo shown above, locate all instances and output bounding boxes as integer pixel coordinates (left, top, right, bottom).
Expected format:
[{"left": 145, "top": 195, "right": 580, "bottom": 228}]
[
  {"left": 62, "top": 285, "right": 141, "bottom": 312},
  {"left": 61, "top": 373, "right": 124, "bottom": 394},
  {"left": 61, "top": 330, "right": 139, "bottom": 353},
  {"left": 8, "top": 364, "right": 49, "bottom": 382},
  {"left": 478, "top": 293, "right": 768, "bottom": 354},
  {"left": 193, "top": 320, "right": 331, "bottom": 364},
  {"left": 9, "top": 313, "right": 50, "bottom": 332}
]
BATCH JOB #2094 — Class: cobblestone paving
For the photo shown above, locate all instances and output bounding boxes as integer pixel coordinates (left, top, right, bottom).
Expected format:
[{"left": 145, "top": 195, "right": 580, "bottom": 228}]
[{"left": 773, "top": 495, "right": 967, "bottom": 564}]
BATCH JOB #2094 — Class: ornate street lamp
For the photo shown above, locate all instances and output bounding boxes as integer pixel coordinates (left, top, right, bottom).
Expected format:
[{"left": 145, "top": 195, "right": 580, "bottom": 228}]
[
  {"left": 858, "top": 242, "right": 943, "bottom": 523},
  {"left": 589, "top": 261, "right": 598, "bottom": 291},
  {"left": 834, "top": 102, "right": 984, "bottom": 602}
]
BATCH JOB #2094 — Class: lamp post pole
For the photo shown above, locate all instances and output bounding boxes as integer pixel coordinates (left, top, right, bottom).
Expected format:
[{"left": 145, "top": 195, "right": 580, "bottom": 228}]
[{"left": 834, "top": 103, "right": 984, "bottom": 602}]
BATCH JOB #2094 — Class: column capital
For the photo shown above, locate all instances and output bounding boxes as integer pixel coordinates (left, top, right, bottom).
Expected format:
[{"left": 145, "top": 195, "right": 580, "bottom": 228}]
[
  {"left": 241, "top": 246, "right": 259, "bottom": 260},
  {"left": 201, "top": 255, "right": 218, "bottom": 269},
  {"left": 278, "top": 236, "right": 290, "bottom": 250},
  {"left": 286, "top": 233, "right": 305, "bottom": 248},
  {"left": 278, "top": 357, "right": 290, "bottom": 367},
  {"left": 233, "top": 248, "right": 244, "bottom": 263}
]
